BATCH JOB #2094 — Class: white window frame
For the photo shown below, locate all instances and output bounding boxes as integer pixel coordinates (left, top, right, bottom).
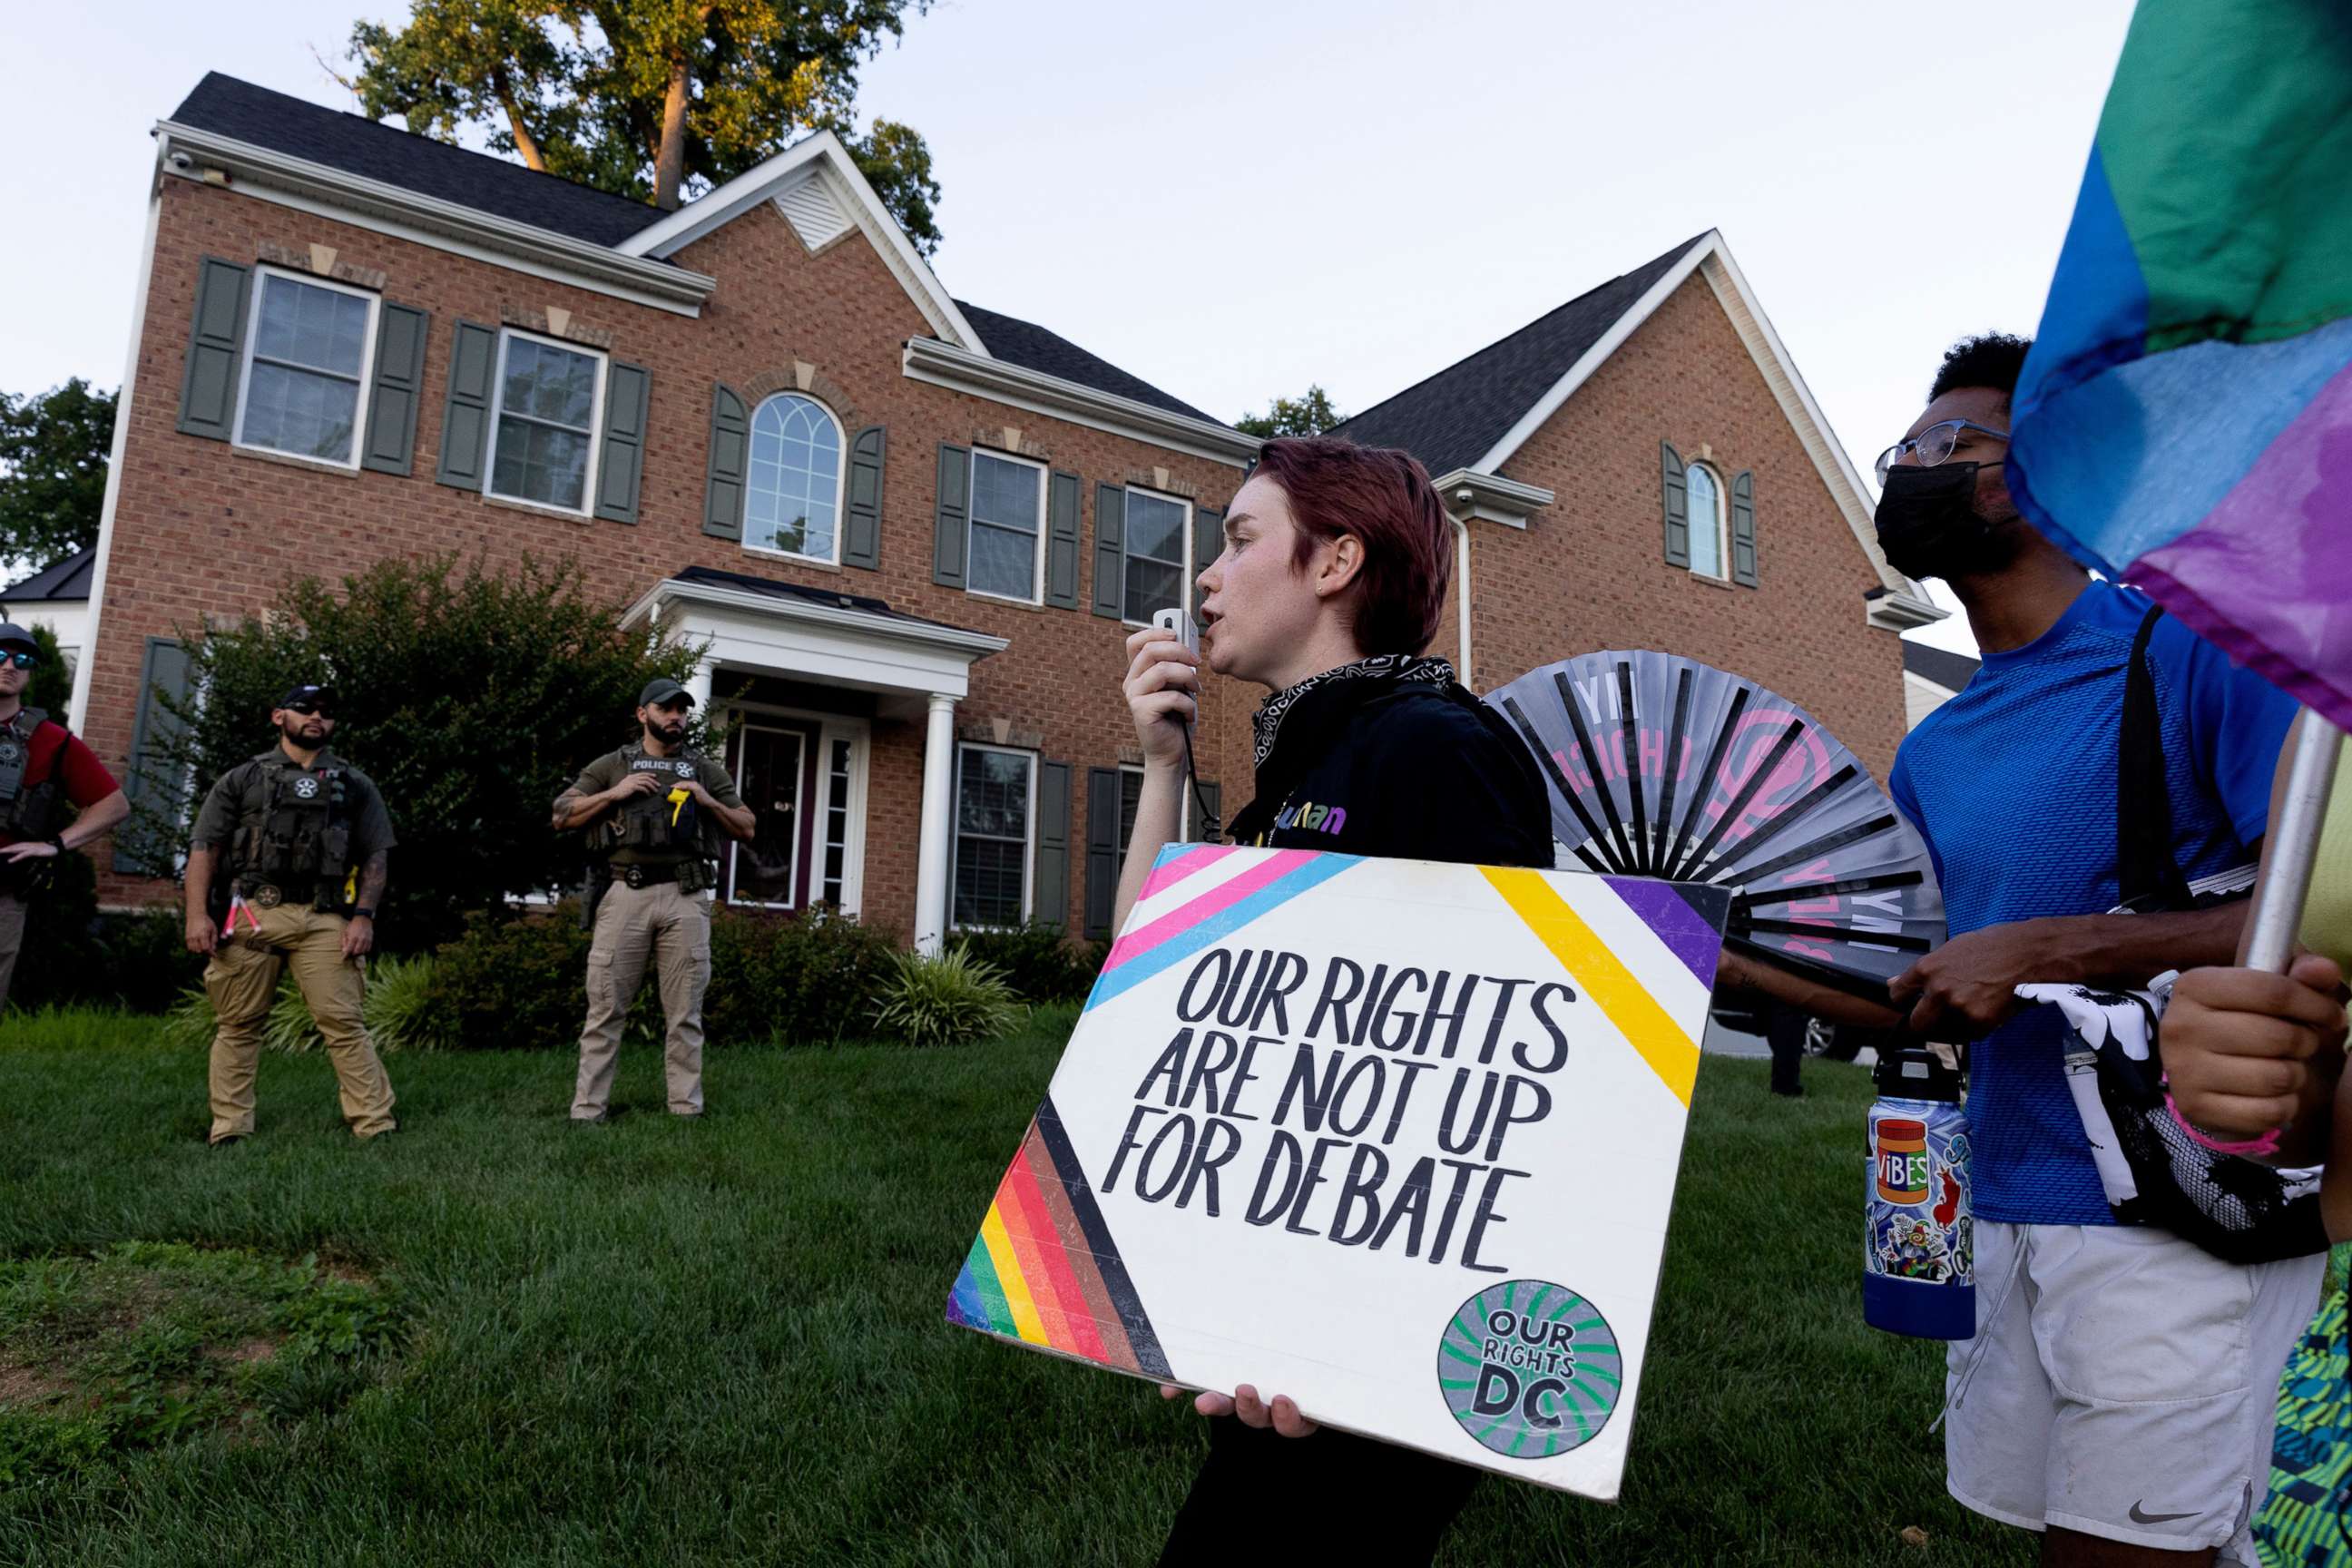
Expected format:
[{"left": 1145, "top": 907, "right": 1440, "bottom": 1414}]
[
  {"left": 949, "top": 741, "right": 1037, "bottom": 931},
  {"left": 743, "top": 391, "right": 847, "bottom": 566},
  {"left": 230, "top": 264, "right": 380, "bottom": 472},
  {"left": 1120, "top": 484, "right": 1194, "bottom": 628},
  {"left": 1685, "top": 460, "right": 1730, "bottom": 582},
  {"left": 965, "top": 448, "right": 1048, "bottom": 606},
  {"left": 485, "top": 325, "right": 608, "bottom": 517}
]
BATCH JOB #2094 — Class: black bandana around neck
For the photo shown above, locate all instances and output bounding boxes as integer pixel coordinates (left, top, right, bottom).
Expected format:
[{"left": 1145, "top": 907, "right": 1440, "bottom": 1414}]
[{"left": 1250, "top": 654, "right": 1455, "bottom": 768}]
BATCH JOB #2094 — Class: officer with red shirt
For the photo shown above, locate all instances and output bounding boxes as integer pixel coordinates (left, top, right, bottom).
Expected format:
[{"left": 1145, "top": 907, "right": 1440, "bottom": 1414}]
[{"left": 0, "top": 622, "right": 128, "bottom": 1006}]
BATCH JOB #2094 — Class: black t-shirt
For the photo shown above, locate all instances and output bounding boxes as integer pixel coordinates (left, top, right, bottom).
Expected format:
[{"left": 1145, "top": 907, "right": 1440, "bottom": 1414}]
[{"left": 1229, "top": 682, "right": 1553, "bottom": 868}]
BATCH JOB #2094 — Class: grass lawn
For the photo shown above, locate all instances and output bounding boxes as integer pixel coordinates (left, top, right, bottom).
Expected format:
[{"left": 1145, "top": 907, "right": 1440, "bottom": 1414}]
[{"left": 0, "top": 1008, "right": 2029, "bottom": 1566}]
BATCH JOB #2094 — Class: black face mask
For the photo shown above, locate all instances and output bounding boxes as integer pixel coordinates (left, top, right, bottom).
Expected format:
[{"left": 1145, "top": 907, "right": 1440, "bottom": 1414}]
[{"left": 1874, "top": 462, "right": 2011, "bottom": 581}]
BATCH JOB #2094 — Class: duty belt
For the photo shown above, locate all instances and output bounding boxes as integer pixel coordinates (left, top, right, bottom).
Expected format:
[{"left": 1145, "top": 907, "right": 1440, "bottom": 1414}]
[{"left": 618, "top": 862, "right": 686, "bottom": 889}]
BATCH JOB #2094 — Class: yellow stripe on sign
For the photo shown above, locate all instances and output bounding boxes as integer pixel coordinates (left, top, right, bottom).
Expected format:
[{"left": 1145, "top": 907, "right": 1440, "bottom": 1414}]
[
  {"left": 978, "top": 1205, "right": 1049, "bottom": 1345},
  {"left": 1481, "top": 867, "right": 1700, "bottom": 1106}
]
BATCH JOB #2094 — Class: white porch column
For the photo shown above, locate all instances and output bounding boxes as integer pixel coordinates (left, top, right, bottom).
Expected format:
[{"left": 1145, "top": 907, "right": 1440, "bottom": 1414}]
[
  {"left": 683, "top": 658, "right": 715, "bottom": 712},
  {"left": 913, "top": 692, "right": 958, "bottom": 956}
]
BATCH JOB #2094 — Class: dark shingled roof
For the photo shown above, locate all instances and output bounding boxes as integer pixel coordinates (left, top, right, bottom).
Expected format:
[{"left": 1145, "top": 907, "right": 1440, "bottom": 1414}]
[
  {"left": 671, "top": 565, "right": 983, "bottom": 636},
  {"left": 1331, "top": 235, "right": 1710, "bottom": 476},
  {"left": 952, "top": 300, "right": 1217, "bottom": 424},
  {"left": 3, "top": 550, "right": 93, "bottom": 603},
  {"left": 1903, "top": 640, "right": 1981, "bottom": 693},
  {"left": 170, "top": 73, "right": 671, "bottom": 250}
]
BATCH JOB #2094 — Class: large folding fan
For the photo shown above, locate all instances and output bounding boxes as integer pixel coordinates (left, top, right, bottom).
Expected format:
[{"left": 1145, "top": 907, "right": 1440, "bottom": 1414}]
[{"left": 1486, "top": 651, "right": 1945, "bottom": 1000}]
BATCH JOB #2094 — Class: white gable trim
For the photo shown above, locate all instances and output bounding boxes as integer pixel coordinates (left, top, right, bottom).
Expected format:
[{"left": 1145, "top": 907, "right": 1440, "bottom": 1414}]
[
  {"left": 902, "top": 337, "right": 1259, "bottom": 467},
  {"left": 1471, "top": 230, "right": 1945, "bottom": 630},
  {"left": 618, "top": 130, "right": 982, "bottom": 352}
]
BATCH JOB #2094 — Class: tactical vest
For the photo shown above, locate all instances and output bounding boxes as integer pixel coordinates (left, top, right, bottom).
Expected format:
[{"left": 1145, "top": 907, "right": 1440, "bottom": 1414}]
[
  {"left": 0, "top": 709, "right": 63, "bottom": 840},
  {"left": 232, "top": 763, "right": 354, "bottom": 902},
  {"left": 587, "top": 751, "right": 709, "bottom": 860}
]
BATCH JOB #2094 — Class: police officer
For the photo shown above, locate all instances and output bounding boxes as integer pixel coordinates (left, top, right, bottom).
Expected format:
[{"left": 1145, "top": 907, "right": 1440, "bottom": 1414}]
[
  {"left": 554, "top": 677, "right": 753, "bottom": 1122},
  {"left": 0, "top": 622, "right": 129, "bottom": 1007},
  {"left": 183, "top": 683, "right": 398, "bottom": 1145}
]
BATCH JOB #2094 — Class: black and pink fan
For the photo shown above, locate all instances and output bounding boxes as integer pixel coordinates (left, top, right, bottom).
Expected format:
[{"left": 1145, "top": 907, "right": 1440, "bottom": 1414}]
[{"left": 1486, "top": 650, "right": 1945, "bottom": 1001}]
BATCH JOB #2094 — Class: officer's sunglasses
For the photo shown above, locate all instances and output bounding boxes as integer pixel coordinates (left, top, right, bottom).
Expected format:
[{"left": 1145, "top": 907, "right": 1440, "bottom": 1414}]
[
  {"left": 1874, "top": 418, "right": 2010, "bottom": 485},
  {"left": 283, "top": 699, "right": 332, "bottom": 717},
  {"left": 0, "top": 652, "right": 35, "bottom": 671}
]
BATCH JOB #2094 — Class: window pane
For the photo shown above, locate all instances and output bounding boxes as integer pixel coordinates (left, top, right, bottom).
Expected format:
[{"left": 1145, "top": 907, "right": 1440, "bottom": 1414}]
[
  {"left": 969, "top": 522, "right": 1036, "bottom": 599},
  {"left": 1124, "top": 557, "right": 1182, "bottom": 623},
  {"left": 492, "top": 416, "right": 589, "bottom": 509},
  {"left": 241, "top": 361, "right": 358, "bottom": 462},
  {"left": 732, "top": 728, "right": 804, "bottom": 905},
  {"left": 252, "top": 275, "right": 368, "bottom": 377},
  {"left": 956, "top": 749, "right": 1030, "bottom": 838},
  {"left": 953, "top": 838, "right": 1026, "bottom": 928},
  {"left": 747, "top": 395, "right": 841, "bottom": 558},
  {"left": 954, "top": 748, "right": 1030, "bottom": 928},
  {"left": 1126, "top": 492, "right": 1185, "bottom": 565},
  {"left": 1119, "top": 769, "right": 1143, "bottom": 847},
  {"left": 502, "top": 337, "right": 598, "bottom": 432},
  {"left": 971, "top": 452, "right": 1039, "bottom": 534},
  {"left": 1687, "top": 466, "right": 1722, "bottom": 578}
]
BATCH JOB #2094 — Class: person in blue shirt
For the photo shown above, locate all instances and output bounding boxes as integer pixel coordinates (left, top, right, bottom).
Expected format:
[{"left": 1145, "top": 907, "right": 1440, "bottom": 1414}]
[{"left": 1867, "top": 335, "right": 2319, "bottom": 1568}]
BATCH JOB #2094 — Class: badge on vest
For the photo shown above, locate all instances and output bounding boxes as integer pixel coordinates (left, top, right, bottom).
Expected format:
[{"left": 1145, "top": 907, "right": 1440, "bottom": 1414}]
[{"left": 294, "top": 776, "right": 320, "bottom": 799}]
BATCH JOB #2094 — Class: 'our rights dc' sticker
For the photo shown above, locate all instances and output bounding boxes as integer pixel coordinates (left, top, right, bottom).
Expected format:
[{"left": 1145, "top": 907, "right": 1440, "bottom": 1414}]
[{"left": 1437, "top": 1280, "right": 1621, "bottom": 1458}]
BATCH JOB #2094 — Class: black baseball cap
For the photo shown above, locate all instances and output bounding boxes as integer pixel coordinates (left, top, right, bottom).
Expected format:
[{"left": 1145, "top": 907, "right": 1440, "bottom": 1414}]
[
  {"left": 0, "top": 623, "right": 37, "bottom": 655},
  {"left": 640, "top": 678, "right": 695, "bottom": 709},
  {"left": 278, "top": 683, "right": 337, "bottom": 710}
]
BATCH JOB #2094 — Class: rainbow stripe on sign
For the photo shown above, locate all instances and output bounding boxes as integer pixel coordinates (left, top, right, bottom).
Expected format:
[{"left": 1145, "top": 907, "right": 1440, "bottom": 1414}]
[
  {"left": 1083, "top": 844, "right": 1361, "bottom": 1012},
  {"left": 945, "top": 1096, "right": 1171, "bottom": 1380}
]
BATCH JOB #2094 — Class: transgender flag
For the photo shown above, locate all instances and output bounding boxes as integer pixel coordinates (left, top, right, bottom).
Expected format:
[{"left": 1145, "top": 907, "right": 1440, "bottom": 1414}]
[{"left": 2007, "top": 0, "right": 2352, "bottom": 730}]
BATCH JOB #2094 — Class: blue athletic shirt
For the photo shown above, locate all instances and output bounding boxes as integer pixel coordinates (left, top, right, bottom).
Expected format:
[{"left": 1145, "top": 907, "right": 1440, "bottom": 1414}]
[{"left": 1887, "top": 581, "right": 2296, "bottom": 1225}]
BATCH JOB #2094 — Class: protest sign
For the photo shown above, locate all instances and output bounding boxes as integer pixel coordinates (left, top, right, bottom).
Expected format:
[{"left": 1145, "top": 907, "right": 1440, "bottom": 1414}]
[{"left": 946, "top": 844, "right": 1730, "bottom": 1499}]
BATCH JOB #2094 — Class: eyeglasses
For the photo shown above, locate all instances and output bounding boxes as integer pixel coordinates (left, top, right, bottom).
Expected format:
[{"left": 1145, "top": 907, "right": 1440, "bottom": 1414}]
[
  {"left": 0, "top": 652, "right": 34, "bottom": 671},
  {"left": 1875, "top": 418, "right": 2011, "bottom": 485},
  {"left": 284, "top": 701, "right": 331, "bottom": 717}
]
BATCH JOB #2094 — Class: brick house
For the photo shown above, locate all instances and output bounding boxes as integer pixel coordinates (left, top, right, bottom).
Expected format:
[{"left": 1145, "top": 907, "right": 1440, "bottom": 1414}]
[{"left": 74, "top": 74, "right": 1937, "bottom": 948}]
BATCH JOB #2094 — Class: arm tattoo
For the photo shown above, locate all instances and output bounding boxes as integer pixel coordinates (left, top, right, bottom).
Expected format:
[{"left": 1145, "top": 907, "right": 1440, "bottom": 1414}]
[
  {"left": 356, "top": 849, "right": 390, "bottom": 911},
  {"left": 553, "top": 788, "right": 587, "bottom": 832}
]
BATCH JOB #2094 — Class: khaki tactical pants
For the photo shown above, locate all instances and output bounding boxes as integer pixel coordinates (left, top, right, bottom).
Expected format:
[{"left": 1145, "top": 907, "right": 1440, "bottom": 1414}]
[
  {"left": 0, "top": 887, "right": 25, "bottom": 1010},
  {"left": 206, "top": 902, "right": 397, "bottom": 1143},
  {"left": 573, "top": 880, "right": 710, "bottom": 1119}
]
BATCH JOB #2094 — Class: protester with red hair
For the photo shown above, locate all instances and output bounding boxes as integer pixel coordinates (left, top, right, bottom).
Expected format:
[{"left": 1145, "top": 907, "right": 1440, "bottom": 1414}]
[{"left": 1115, "top": 435, "right": 1553, "bottom": 1563}]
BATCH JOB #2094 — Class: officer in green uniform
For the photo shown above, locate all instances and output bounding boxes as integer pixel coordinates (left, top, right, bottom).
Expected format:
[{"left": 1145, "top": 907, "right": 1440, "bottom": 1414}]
[
  {"left": 554, "top": 677, "right": 754, "bottom": 1122},
  {"left": 183, "top": 683, "right": 398, "bottom": 1145}
]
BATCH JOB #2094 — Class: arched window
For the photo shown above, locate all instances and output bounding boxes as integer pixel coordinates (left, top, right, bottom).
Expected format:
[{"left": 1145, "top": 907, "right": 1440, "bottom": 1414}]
[
  {"left": 1686, "top": 462, "right": 1728, "bottom": 579},
  {"left": 746, "top": 393, "right": 843, "bottom": 560}
]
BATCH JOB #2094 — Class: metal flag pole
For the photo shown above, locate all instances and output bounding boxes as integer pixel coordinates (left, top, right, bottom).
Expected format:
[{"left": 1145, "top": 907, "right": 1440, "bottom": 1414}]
[{"left": 2239, "top": 708, "right": 2344, "bottom": 973}]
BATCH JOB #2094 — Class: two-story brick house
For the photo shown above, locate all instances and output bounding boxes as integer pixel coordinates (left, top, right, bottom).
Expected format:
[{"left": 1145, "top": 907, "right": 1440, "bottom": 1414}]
[{"left": 75, "top": 74, "right": 1937, "bottom": 950}]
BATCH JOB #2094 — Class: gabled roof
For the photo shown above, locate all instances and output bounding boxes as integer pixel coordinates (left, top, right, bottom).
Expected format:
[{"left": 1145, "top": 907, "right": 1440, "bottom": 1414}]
[
  {"left": 1332, "top": 237, "right": 1707, "bottom": 476},
  {"left": 2, "top": 550, "right": 93, "bottom": 604},
  {"left": 670, "top": 564, "right": 978, "bottom": 636},
  {"left": 170, "top": 73, "right": 656, "bottom": 250},
  {"left": 1903, "top": 640, "right": 1980, "bottom": 693},
  {"left": 953, "top": 301, "right": 1214, "bottom": 423}
]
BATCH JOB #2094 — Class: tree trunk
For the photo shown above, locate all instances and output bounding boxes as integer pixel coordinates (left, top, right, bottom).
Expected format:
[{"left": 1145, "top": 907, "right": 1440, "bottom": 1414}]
[
  {"left": 652, "top": 60, "right": 691, "bottom": 211},
  {"left": 491, "top": 66, "right": 546, "bottom": 172}
]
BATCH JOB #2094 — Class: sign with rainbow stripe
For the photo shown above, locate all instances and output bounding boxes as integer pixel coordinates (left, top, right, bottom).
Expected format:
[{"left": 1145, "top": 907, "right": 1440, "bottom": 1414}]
[{"left": 947, "top": 844, "right": 1729, "bottom": 1499}]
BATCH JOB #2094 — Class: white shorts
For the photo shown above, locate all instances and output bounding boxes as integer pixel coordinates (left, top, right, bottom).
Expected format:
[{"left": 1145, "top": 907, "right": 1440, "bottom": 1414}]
[{"left": 1945, "top": 1219, "right": 2325, "bottom": 1563}]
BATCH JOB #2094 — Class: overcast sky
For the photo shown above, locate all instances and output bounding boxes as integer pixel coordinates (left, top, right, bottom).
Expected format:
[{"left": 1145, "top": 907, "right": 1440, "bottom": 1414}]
[{"left": 1, "top": 0, "right": 2134, "bottom": 656}]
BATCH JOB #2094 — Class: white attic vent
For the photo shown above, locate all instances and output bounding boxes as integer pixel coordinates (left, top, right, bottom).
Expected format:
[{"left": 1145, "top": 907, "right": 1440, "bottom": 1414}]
[{"left": 773, "top": 172, "right": 853, "bottom": 251}]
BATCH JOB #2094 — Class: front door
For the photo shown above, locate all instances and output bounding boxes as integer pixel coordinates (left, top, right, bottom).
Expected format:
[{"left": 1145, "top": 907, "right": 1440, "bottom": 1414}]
[{"left": 727, "top": 719, "right": 823, "bottom": 907}]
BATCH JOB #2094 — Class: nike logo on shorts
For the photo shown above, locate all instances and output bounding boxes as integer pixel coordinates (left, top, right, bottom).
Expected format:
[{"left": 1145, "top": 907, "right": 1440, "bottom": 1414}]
[{"left": 2129, "top": 1502, "right": 2198, "bottom": 1524}]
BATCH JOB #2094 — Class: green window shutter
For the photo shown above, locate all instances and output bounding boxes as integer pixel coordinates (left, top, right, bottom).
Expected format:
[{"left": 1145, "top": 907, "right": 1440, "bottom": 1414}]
[
  {"left": 933, "top": 443, "right": 971, "bottom": 588},
  {"left": 1191, "top": 506, "right": 1223, "bottom": 617},
  {"left": 703, "top": 385, "right": 750, "bottom": 539},
  {"left": 1044, "top": 471, "right": 1083, "bottom": 608},
  {"left": 175, "top": 257, "right": 250, "bottom": 442},
  {"left": 114, "top": 637, "right": 193, "bottom": 877},
  {"left": 435, "top": 321, "right": 499, "bottom": 490},
  {"left": 360, "top": 303, "right": 430, "bottom": 476},
  {"left": 1730, "top": 469, "right": 1759, "bottom": 586},
  {"left": 1191, "top": 779, "right": 1222, "bottom": 843},
  {"left": 844, "top": 425, "right": 886, "bottom": 569},
  {"left": 1661, "top": 440, "right": 1690, "bottom": 568},
  {"left": 1083, "top": 766, "right": 1122, "bottom": 938},
  {"left": 1092, "top": 484, "right": 1126, "bottom": 619},
  {"left": 1034, "top": 760, "right": 1072, "bottom": 929},
  {"left": 593, "top": 361, "right": 650, "bottom": 524}
]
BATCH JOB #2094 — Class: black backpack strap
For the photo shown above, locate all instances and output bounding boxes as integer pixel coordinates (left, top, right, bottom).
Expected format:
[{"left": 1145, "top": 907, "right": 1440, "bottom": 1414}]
[{"left": 2118, "top": 605, "right": 2193, "bottom": 910}]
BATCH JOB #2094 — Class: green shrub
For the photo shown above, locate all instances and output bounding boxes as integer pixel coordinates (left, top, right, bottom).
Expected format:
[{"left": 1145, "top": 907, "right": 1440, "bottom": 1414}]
[
  {"left": 948, "top": 922, "right": 1109, "bottom": 1004},
  {"left": 156, "top": 955, "right": 449, "bottom": 1053},
  {"left": 869, "top": 947, "right": 1023, "bottom": 1048},
  {"left": 702, "top": 905, "right": 897, "bottom": 1046},
  {"left": 424, "top": 908, "right": 594, "bottom": 1053}
]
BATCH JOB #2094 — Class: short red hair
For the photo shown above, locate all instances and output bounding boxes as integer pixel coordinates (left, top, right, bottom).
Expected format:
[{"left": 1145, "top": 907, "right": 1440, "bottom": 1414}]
[{"left": 1250, "top": 436, "right": 1452, "bottom": 656}]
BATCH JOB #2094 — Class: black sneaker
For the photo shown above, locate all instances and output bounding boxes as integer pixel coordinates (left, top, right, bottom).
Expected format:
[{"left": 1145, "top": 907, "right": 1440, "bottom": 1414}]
[{"left": 210, "top": 1132, "right": 247, "bottom": 1148}]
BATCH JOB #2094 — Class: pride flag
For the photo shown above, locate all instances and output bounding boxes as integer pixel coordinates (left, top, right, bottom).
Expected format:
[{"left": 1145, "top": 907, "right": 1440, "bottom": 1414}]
[{"left": 2007, "top": 0, "right": 2352, "bottom": 730}]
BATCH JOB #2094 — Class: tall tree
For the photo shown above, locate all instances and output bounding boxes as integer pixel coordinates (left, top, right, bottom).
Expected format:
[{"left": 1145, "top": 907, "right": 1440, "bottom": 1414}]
[
  {"left": 343, "top": 0, "right": 945, "bottom": 252},
  {"left": 0, "top": 379, "right": 116, "bottom": 569},
  {"left": 1235, "top": 385, "right": 1344, "bottom": 439}
]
